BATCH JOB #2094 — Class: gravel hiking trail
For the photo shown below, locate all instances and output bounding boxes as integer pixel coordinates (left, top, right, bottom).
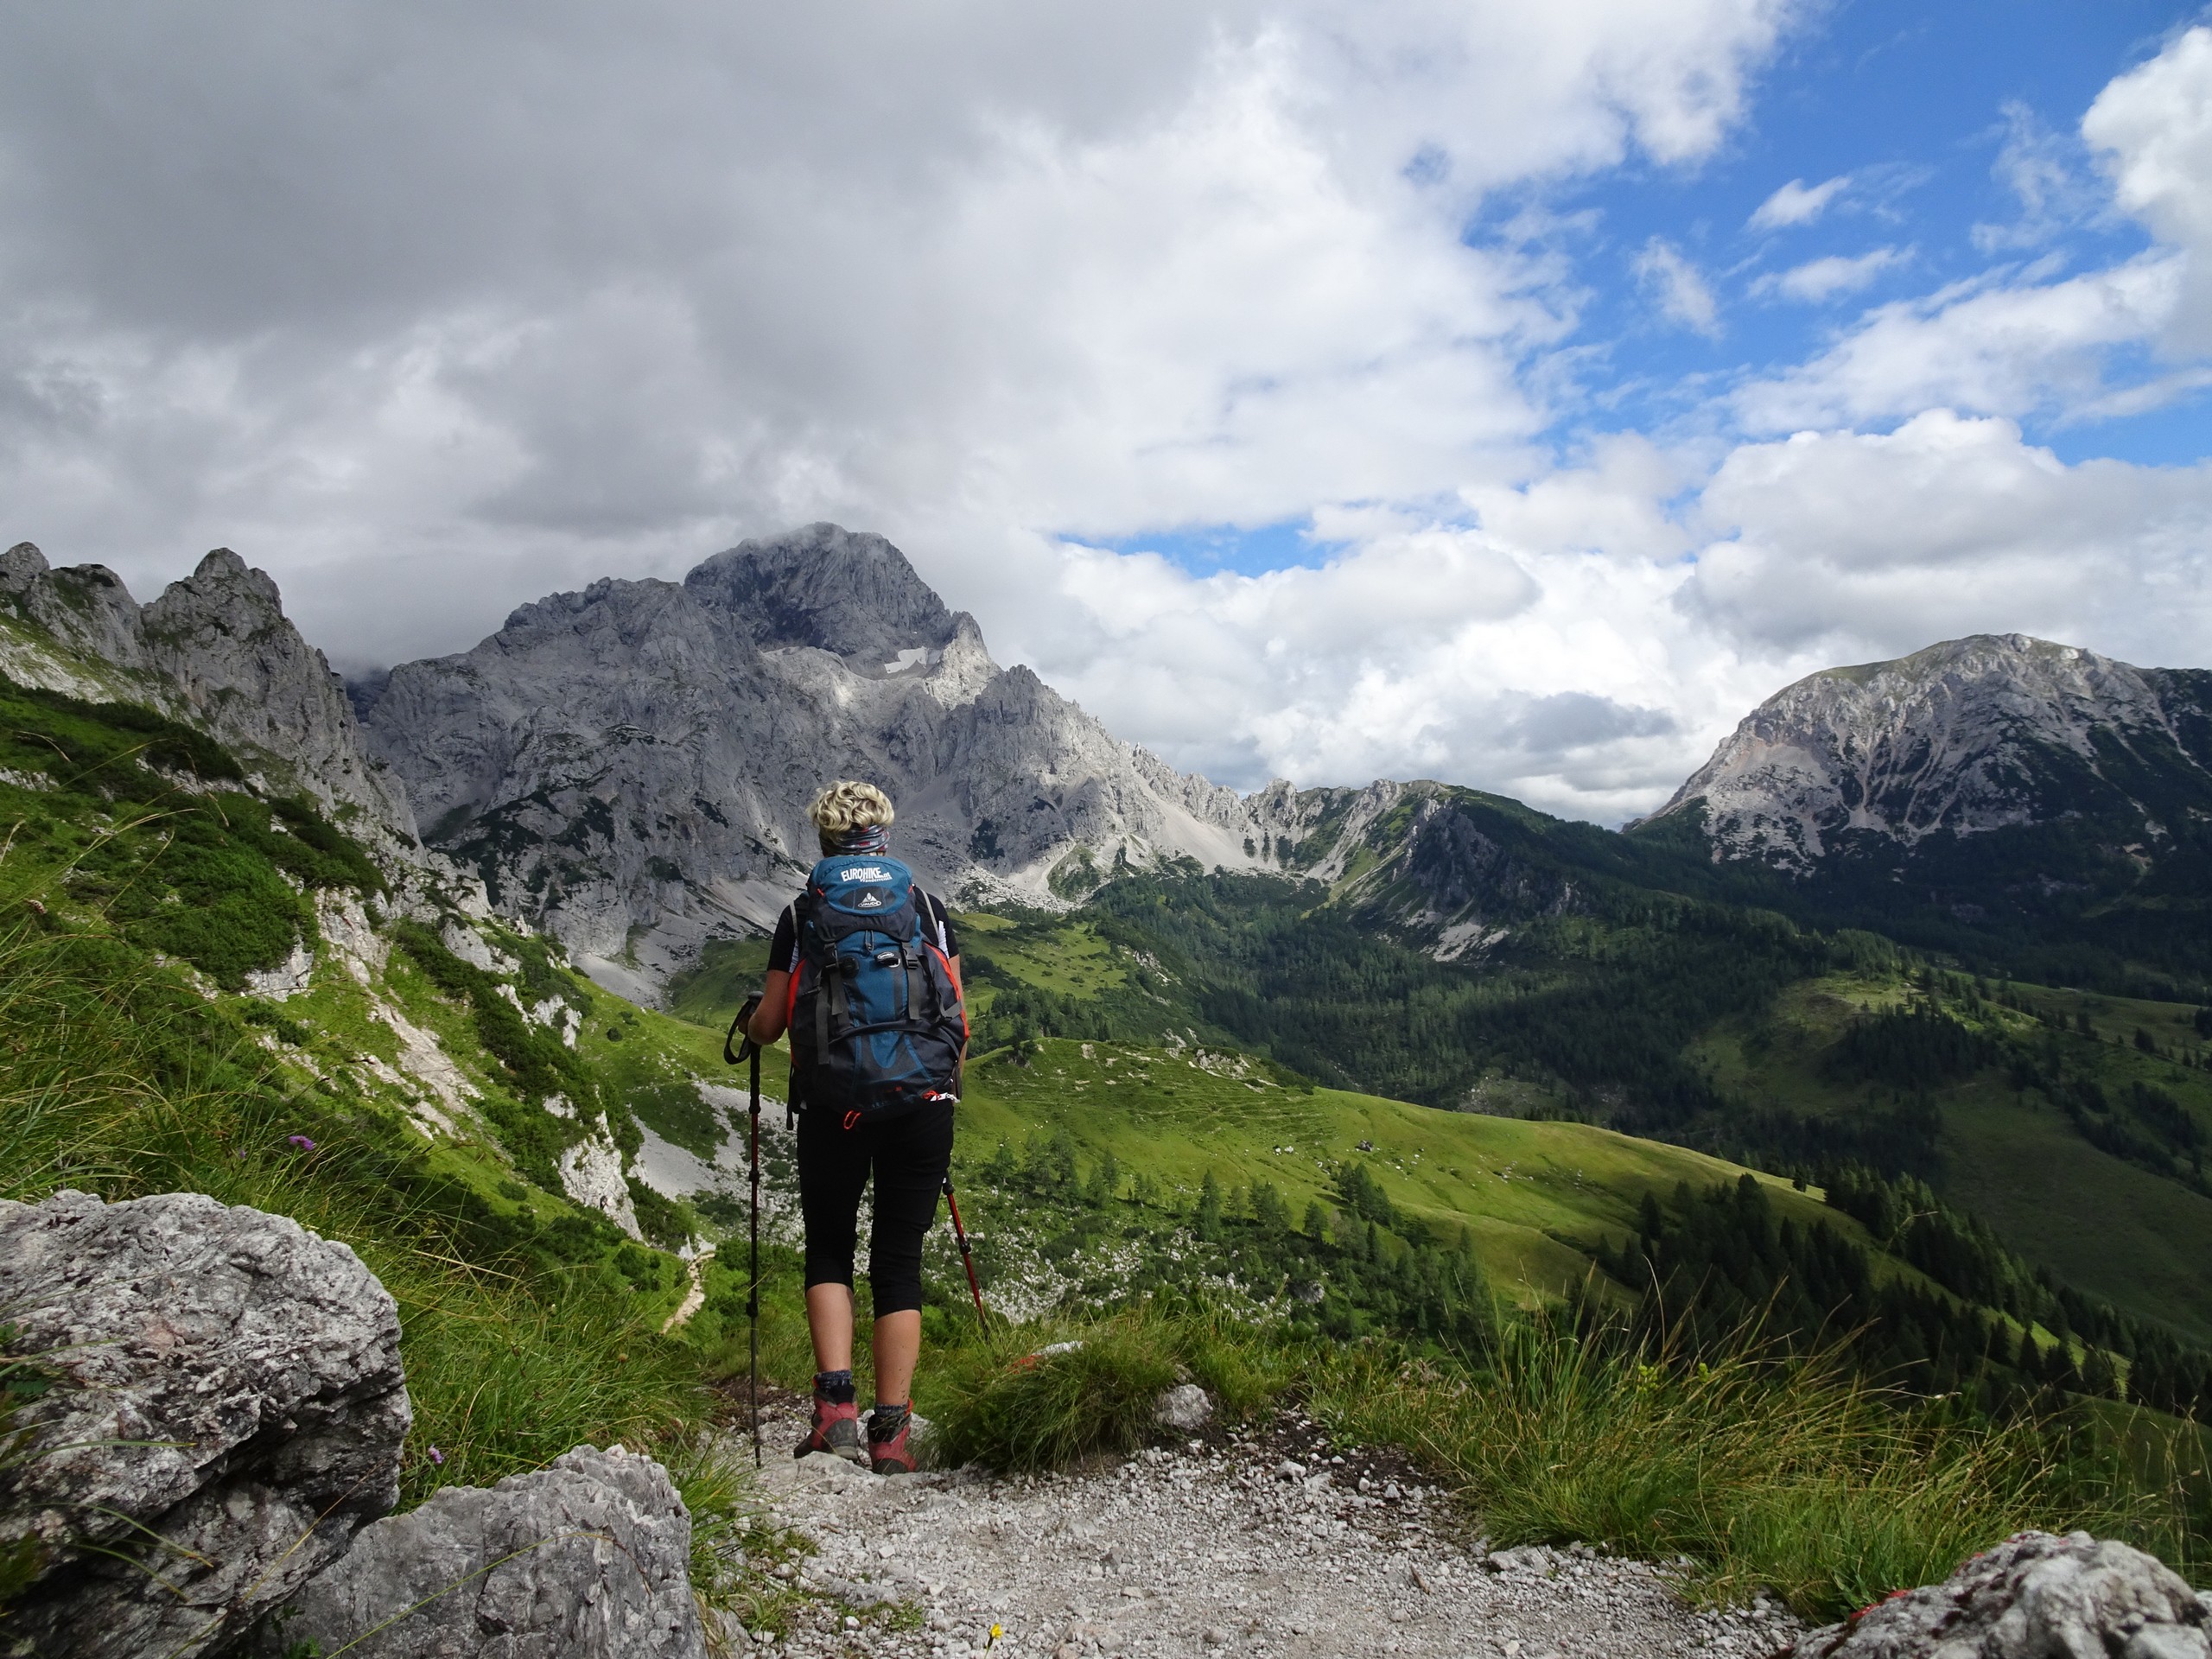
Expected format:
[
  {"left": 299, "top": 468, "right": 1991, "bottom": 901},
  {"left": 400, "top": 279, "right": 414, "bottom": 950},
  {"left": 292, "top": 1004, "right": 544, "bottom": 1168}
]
[{"left": 741, "top": 1401, "right": 1802, "bottom": 1659}]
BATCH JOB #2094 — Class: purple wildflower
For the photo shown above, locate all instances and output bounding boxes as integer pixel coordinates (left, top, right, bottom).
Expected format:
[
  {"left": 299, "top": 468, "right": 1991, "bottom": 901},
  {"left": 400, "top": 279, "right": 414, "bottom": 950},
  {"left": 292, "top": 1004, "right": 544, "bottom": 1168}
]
[
  {"left": 287, "top": 1135, "right": 315, "bottom": 1152},
  {"left": 429, "top": 1446, "right": 444, "bottom": 1465}
]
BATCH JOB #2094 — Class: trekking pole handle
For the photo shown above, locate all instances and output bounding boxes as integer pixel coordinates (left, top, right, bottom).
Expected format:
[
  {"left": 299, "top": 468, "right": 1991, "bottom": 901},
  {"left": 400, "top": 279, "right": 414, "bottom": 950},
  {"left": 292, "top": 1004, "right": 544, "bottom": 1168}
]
[{"left": 726, "top": 992, "right": 764, "bottom": 1065}]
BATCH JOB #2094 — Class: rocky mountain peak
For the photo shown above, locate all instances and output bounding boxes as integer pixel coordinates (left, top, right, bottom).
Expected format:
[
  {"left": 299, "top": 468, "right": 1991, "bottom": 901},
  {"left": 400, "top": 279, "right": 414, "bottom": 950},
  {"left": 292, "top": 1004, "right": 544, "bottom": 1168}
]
[
  {"left": 0, "top": 540, "right": 416, "bottom": 838},
  {"left": 141, "top": 548, "right": 294, "bottom": 653},
  {"left": 683, "top": 523, "right": 963, "bottom": 663},
  {"left": 1, "top": 541, "right": 149, "bottom": 671},
  {"left": 359, "top": 524, "right": 1294, "bottom": 994},
  {"left": 1648, "top": 632, "right": 2212, "bottom": 870},
  {"left": 141, "top": 549, "right": 416, "bottom": 834}
]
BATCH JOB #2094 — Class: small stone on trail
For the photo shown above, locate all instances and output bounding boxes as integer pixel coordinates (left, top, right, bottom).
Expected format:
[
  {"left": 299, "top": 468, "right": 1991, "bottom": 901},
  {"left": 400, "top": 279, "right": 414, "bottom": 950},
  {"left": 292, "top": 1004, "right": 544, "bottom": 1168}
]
[{"left": 1154, "top": 1382, "right": 1215, "bottom": 1432}]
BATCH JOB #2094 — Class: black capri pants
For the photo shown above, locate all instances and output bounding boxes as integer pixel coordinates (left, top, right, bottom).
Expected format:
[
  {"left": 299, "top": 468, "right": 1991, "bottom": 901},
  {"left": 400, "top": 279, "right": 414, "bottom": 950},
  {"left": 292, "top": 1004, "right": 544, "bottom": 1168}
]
[{"left": 796, "top": 1098, "right": 955, "bottom": 1317}]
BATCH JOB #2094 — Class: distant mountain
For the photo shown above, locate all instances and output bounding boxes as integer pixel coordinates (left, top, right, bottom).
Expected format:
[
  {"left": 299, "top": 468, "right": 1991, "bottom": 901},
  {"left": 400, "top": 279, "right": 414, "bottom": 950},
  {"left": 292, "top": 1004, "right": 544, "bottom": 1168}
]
[
  {"left": 1636, "top": 633, "right": 2212, "bottom": 987},
  {"left": 1646, "top": 634, "right": 2212, "bottom": 868},
  {"left": 353, "top": 525, "right": 1293, "bottom": 995},
  {"left": 0, "top": 542, "right": 416, "bottom": 840}
]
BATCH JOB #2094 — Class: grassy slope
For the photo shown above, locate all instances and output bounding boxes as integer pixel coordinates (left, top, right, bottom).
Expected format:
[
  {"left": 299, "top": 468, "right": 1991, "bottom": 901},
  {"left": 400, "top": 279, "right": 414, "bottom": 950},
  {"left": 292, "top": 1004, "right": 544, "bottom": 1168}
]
[
  {"left": 1940, "top": 1097, "right": 2212, "bottom": 1345},
  {"left": 954, "top": 1036, "right": 1842, "bottom": 1306},
  {"left": 998, "top": 801, "right": 2212, "bottom": 1350},
  {"left": 957, "top": 912, "right": 1132, "bottom": 997},
  {"left": 1691, "top": 969, "right": 2212, "bottom": 1340},
  {"left": 667, "top": 936, "right": 774, "bottom": 1030},
  {"left": 671, "top": 909, "right": 1900, "bottom": 1310},
  {"left": 0, "top": 673, "right": 770, "bottom": 1493}
]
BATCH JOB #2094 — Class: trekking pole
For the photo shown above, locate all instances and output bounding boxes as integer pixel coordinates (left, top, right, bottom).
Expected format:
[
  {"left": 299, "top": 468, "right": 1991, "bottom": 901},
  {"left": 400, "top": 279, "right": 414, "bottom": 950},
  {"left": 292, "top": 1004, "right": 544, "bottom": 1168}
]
[
  {"left": 943, "top": 1175, "right": 988, "bottom": 1332},
  {"left": 727, "top": 995, "right": 765, "bottom": 1466}
]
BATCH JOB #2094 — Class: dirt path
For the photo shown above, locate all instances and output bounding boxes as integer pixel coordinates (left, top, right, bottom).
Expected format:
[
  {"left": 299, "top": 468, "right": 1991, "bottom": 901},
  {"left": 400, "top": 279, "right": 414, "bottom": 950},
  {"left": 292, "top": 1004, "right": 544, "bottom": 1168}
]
[
  {"left": 663, "top": 1245, "right": 718, "bottom": 1333},
  {"left": 740, "top": 1402, "right": 1802, "bottom": 1659}
]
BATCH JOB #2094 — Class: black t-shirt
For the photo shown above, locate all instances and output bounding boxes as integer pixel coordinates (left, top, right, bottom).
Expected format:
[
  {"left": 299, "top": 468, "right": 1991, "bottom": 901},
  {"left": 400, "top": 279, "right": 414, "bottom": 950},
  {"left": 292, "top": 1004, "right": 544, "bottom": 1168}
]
[{"left": 767, "top": 889, "right": 959, "bottom": 974}]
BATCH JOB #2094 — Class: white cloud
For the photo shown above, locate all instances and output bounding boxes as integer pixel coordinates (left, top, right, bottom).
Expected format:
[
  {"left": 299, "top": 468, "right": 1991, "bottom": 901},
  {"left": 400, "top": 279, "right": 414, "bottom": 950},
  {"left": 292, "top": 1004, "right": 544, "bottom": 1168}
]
[
  {"left": 1688, "top": 410, "right": 2212, "bottom": 664},
  {"left": 2084, "top": 25, "right": 2212, "bottom": 348},
  {"left": 1042, "top": 519, "right": 1731, "bottom": 821},
  {"left": 1751, "top": 246, "right": 1907, "bottom": 303},
  {"left": 1632, "top": 238, "right": 1723, "bottom": 335},
  {"left": 1971, "top": 100, "right": 2097, "bottom": 252},
  {"left": 1747, "top": 175, "right": 1849, "bottom": 231},
  {"left": 0, "top": 0, "right": 1801, "bottom": 674},
  {"left": 1732, "top": 255, "right": 2182, "bottom": 431},
  {"left": 1022, "top": 410, "right": 2212, "bottom": 823},
  {"left": 1727, "top": 28, "right": 2212, "bottom": 435}
]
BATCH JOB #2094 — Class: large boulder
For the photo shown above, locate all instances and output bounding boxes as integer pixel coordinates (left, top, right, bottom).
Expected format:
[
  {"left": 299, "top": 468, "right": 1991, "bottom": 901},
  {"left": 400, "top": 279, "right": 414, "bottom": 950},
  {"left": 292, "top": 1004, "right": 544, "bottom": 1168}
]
[
  {"left": 262, "top": 1444, "right": 707, "bottom": 1658},
  {"left": 1783, "top": 1529, "right": 2212, "bottom": 1658},
  {"left": 0, "top": 1190, "right": 410, "bottom": 1659}
]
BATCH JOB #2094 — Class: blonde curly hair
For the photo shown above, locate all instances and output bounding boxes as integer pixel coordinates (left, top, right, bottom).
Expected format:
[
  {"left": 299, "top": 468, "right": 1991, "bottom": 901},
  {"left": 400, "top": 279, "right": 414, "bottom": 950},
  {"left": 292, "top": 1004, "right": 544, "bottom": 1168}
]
[{"left": 809, "top": 779, "right": 895, "bottom": 852}]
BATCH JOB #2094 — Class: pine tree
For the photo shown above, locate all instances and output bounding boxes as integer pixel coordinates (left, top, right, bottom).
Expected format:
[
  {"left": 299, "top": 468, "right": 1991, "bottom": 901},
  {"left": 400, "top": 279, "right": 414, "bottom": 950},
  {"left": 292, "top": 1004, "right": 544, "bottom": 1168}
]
[
  {"left": 1194, "top": 1172, "right": 1223, "bottom": 1243},
  {"left": 1302, "top": 1199, "right": 1330, "bottom": 1244}
]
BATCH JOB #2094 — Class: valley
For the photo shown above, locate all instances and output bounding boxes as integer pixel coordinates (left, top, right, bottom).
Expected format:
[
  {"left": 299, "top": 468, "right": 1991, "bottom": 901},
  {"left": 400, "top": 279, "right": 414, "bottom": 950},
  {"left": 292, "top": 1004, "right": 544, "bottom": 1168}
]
[{"left": 6, "top": 527, "right": 2212, "bottom": 1643}]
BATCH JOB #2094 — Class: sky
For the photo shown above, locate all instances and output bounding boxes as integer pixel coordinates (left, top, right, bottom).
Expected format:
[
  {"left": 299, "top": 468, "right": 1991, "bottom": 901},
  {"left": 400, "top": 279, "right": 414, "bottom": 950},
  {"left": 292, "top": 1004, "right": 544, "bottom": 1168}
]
[{"left": 2, "top": 2, "right": 2209, "bottom": 823}]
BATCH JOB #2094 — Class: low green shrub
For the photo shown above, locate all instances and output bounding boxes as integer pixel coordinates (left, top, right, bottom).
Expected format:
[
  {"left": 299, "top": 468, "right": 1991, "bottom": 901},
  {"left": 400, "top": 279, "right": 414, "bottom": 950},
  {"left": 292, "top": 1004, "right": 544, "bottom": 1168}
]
[
  {"left": 1307, "top": 1317, "right": 2113, "bottom": 1620},
  {"left": 920, "top": 1307, "right": 1298, "bottom": 1471},
  {"left": 926, "top": 1314, "right": 1184, "bottom": 1471}
]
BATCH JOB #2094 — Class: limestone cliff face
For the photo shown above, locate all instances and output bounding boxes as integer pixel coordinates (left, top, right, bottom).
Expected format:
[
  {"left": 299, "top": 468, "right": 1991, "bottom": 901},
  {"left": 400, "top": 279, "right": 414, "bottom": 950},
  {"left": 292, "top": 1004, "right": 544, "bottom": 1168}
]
[
  {"left": 0, "top": 543, "right": 416, "bottom": 838},
  {"left": 1645, "top": 633, "right": 2212, "bottom": 872},
  {"left": 358, "top": 525, "right": 1288, "bottom": 991}
]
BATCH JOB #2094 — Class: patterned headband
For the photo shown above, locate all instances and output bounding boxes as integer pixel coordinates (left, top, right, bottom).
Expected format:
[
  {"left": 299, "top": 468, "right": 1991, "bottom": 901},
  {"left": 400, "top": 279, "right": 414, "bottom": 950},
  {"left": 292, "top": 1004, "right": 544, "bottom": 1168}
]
[{"left": 834, "top": 823, "right": 890, "bottom": 855}]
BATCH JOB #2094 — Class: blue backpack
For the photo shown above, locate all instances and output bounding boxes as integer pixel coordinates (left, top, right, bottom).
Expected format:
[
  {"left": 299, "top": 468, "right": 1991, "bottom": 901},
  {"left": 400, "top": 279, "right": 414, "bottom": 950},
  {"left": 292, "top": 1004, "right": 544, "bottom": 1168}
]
[{"left": 785, "top": 855, "right": 966, "bottom": 1119}]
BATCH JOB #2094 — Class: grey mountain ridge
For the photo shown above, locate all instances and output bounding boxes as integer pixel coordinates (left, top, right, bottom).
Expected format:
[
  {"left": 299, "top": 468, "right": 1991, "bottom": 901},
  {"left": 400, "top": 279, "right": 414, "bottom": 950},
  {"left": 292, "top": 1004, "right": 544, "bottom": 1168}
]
[
  {"left": 353, "top": 525, "right": 1308, "bottom": 995},
  {"left": 10, "top": 524, "right": 2206, "bottom": 997},
  {"left": 1644, "top": 632, "right": 2212, "bottom": 872}
]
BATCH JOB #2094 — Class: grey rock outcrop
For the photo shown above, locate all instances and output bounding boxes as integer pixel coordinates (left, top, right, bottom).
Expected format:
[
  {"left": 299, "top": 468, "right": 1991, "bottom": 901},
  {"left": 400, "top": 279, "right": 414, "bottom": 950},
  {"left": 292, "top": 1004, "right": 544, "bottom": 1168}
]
[
  {"left": 0, "top": 1189, "right": 410, "bottom": 1659},
  {"left": 138, "top": 549, "right": 416, "bottom": 835},
  {"left": 1644, "top": 633, "right": 2212, "bottom": 872},
  {"left": 1783, "top": 1529, "right": 2210, "bottom": 1658},
  {"left": 0, "top": 540, "right": 149, "bottom": 673},
  {"left": 0, "top": 541, "right": 416, "bottom": 837},
  {"left": 358, "top": 524, "right": 1289, "bottom": 990},
  {"left": 263, "top": 1444, "right": 706, "bottom": 1659}
]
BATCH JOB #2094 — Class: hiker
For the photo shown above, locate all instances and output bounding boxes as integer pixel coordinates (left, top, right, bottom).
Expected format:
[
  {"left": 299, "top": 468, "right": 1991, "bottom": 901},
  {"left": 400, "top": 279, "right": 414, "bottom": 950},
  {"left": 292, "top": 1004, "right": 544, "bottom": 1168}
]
[{"left": 741, "top": 780, "right": 967, "bottom": 1475}]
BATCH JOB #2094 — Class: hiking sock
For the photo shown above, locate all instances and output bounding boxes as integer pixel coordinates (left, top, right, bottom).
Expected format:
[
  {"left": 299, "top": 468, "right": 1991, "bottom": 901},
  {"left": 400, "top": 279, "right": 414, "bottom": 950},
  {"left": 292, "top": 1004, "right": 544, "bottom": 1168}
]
[
  {"left": 868, "top": 1402, "right": 911, "bottom": 1441},
  {"left": 815, "top": 1370, "right": 856, "bottom": 1404}
]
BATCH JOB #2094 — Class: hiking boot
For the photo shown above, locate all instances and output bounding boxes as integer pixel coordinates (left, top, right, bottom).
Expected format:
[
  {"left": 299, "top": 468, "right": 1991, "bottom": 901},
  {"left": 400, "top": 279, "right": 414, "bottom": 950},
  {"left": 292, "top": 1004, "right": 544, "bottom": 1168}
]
[
  {"left": 868, "top": 1405, "right": 917, "bottom": 1476},
  {"left": 795, "top": 1394, "right": 866, "bottom": 1465}
]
